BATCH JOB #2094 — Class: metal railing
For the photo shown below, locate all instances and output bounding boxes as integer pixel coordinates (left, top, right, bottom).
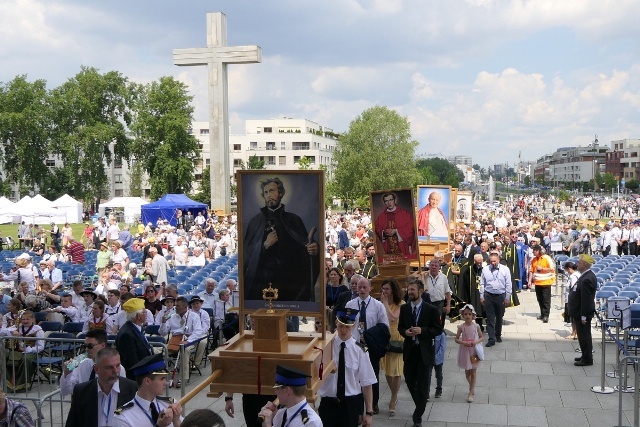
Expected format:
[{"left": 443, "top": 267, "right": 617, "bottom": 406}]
[{"left": 0, "top": 335, "right": 169, "bottom": 427}]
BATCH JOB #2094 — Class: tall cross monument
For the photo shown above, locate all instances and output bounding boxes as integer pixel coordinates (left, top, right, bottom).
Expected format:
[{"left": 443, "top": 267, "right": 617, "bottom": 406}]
[{"left": 174, "top": 12, "right": 261, "bottom": 214}]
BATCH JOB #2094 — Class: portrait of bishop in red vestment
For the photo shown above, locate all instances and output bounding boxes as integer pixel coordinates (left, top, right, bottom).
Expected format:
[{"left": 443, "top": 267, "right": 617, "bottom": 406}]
[{"left": 371, "top": 188, "right": 418, "bottom": 264}]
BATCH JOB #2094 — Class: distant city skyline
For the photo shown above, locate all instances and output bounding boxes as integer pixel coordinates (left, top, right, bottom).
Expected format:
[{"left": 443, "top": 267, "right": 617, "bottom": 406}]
[{"left": 2, "top": 1, "right": 639, "bottom": 166}]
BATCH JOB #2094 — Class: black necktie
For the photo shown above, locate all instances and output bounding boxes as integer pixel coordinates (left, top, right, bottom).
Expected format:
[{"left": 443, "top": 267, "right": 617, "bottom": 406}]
[
  {"left": 150, "top": 402, "right": 159, "bottom": 424},
  {"left": 337, "top": 342, "right": 346, "bottom": 399},
  {"left": 360, "top": 300, "right": 367, "bottom": 331},
  {"left": 280, "top": 409, "right": 287, "bottom": 427},
  {"left": 412, "top": 305, "right": 418, "bottom": 342}
]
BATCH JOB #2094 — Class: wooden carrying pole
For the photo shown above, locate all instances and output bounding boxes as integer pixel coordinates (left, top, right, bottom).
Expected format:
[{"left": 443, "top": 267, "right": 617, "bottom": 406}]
[{"left": 177, "top": 369, "right": 223, "bottom": 407}]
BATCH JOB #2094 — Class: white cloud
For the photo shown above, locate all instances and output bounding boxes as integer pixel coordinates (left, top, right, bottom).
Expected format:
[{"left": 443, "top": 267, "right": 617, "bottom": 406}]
[{"left": 3, "top": 0, "right": 640, "bottom": 167}]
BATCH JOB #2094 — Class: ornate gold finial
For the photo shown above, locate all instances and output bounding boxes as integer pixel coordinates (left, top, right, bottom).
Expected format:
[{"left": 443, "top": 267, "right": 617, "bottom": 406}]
[{"left": 262, "top": 283, "right": 278, "bottom": 314}]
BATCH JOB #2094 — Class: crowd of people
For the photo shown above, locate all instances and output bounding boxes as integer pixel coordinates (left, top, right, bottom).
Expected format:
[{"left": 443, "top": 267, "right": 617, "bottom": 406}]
[{"left": 0, "top": 192, "right": 625, "bottom": 426}]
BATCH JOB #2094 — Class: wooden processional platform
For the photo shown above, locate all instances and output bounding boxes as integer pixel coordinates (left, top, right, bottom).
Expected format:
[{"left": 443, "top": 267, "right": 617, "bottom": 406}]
[{"left": 207, "top": 308, "right": 335, "bottom": 402}]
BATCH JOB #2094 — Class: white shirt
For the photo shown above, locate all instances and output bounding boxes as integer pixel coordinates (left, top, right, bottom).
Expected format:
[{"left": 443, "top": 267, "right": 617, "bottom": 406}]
[
  {"left": 213, "top": 299, "right": 232, "bottom": 322},
  {"left": 198, "top": 291, "right": 218, "bottom": 308},
  {"left": 72, "top": 293, "right": 86, "bottom": 312},
  {"left": 271, "top": 398, "right": 322, "bottom": 427},
  {"left": 425, "top": 272, "right": 451, "bottom": 302},
  {"left": 191, "top": 308, "right": 211, "bottom": 334},
  {"left": 113, "top": 394, "right": 180, "bottom": 427},
  {"left": 113, "top": 309, "right": 154, "bottom": 329},
  {"left": 317, "top": 336, "right": 377, "bottom": 398},
  {"left": 187, "top": 253, "right": 206, "bottom": 267},
  {"left": 154, "top": 306, "right": 175, "bottom": 325},
  {"left": 345, "top": 296, "right": 389, "bottom": 343},
  {"left": 56, "top": 305, "right": 82, "bottom": 323},
  {"left": 60, "top": 356, "right": 126, "bottom": 396},
  {"left": 159, "top": 310, "right": 206, "bottom": 344},
  {"left": 97, "top": 379, "right": 121, "bottom": 427}
]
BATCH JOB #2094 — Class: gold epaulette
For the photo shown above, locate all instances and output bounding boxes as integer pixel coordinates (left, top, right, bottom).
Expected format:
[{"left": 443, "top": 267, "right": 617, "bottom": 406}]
[
  {"left": 114, "top": 401, "right": 134, "bottom": 415},
  {"left": 355, "top": 341, "right": 368, "bottom": 352},
  {"left": 157, "top": 396, "right": 175, "bottom": 403}
]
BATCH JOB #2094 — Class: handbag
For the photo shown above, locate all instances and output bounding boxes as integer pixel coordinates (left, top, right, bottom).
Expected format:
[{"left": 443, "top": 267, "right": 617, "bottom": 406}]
[
  {"left": 388, "top": 340, "right": 403, "bottom": 353},
  {"left": 168, "top": 334, "right": 184, "bottom": 353},
  {"left": 466, "top": 325, "right": 484, "bottom": 363}
]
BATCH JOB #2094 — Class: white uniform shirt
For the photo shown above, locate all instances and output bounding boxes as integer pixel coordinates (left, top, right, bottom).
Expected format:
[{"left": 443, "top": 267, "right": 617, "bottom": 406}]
[
  {"left": 113, "top": 394, "right": 180, "bottom": 427},
  {"left": 317, "top": 336, "right": 377, "bottom": 398},
  {"left": 272, "top": 399, "right": 322, "bottom": 427},
  {"left": 344, "top": 296, "right": 388, "bottom": 343}
]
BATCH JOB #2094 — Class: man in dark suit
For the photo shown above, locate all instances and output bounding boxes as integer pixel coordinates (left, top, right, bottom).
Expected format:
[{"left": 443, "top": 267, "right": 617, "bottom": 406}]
[
  {"left": 115, "top": 298, "right": 153, "bottom": 379},
  {"left": 65, "top": 347, "right": 137, "bottom": 427},
  {"left": 569, "top": 253, "right": 597, "bottom": 366},
  {"left": 330, "top": 272, "right": 361, "bottom": 330},
  {"left": 398, "top": 280, "right": 444, "bottom": 427}
]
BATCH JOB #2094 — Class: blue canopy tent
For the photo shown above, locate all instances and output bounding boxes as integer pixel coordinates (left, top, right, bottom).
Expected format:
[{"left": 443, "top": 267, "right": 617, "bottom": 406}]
[{"left": 140, "top": 194, "right": 208, "bottom": 227}]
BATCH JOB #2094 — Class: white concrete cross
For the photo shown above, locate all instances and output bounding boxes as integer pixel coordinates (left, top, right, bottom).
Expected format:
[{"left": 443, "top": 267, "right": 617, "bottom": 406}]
[{"left": 174, "top": 12, "right": 261, "bottom": 214}]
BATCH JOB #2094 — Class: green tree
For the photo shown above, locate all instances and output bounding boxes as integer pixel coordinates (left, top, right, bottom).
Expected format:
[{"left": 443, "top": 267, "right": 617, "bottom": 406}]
[
  {"left": 245, "top": 155, "right": 266, "bottom": 170},
  {"left": 523, "top": 175, "right": 531, "bottom": 186},
  {"left": 49, "top": 67, "right": 132, "bottom": 204},
  {"left": 330, "top": 106, "right": 420, "bottom": 201},
  {"left": 0, "top": 75, "right": 52, "bottom": 189},
  {"left": 297, "top": 156, "right": 312, "bottom": 170},
  {"left": 191, "top": 165, "right": 211, "bottom": 206},
  {"left": 415, "top": 158, "right": 462, "bottom": 187},
  {"left": 625, "top": 179, "right": 639, "bottom": 191},
  {"left": 603, "top": 172, "right": 617, "bottom": 190},
  {"left": 130, "top": 76, "right": 199, "bottom": 200},
  {"left": 127, "top": 160, "right": 145, "bottom": 197}
]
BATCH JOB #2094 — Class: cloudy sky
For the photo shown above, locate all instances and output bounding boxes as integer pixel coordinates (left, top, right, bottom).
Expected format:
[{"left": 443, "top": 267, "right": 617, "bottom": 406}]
[{"left": 2, "top": 0, "right": 640, "bottom": 168}]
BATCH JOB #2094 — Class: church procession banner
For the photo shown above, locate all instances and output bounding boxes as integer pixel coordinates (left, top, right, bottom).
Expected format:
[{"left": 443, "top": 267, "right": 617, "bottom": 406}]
[
  {"left": 237, "top": 170, "right": 325, "bottom": 316},
  {"left": 369, "top": 188, "right": 418, "bottom": 265},
  {"left": 416, "top": 185, "right": 452, "bottom": 243}
]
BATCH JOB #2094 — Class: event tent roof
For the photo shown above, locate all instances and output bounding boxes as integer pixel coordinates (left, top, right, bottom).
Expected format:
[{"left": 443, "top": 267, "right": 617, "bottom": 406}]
[{"left": 141, "top": 194, "right": 207, "bottom": 226}]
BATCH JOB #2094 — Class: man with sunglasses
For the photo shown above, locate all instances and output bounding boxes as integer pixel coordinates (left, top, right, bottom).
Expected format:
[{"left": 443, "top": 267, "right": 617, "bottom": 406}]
[{"left": 60, "top": 329, "right": 126, "bottom": 396}]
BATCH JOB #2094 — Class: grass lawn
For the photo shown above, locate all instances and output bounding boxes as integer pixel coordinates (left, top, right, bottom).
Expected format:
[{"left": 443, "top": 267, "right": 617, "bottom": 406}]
[{"left": 0, "top": 223, "right": 89, "bottom": 246}]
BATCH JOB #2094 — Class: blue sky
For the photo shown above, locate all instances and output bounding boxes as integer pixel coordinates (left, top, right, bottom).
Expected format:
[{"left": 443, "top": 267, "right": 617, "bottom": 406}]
[{"left": 1, "top": 0, "right": 639, "bottom": 168}]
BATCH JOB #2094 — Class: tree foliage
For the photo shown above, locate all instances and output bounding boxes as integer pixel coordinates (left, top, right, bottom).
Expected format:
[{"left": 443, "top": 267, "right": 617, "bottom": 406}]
[
  {"left": 330, "top": 106, "right": 420, "bottom": 201},
  {"left": 0, "top": 75, "right": 52, "bottom": 188},
  {"left": 415, "top": 157, "right": 462, "bottom": 187},
  {"left": 191, "top": 165, "right": 211, "bottom": 206},
  {"left": 49, "top": 67, "right": 132, "bottom": 203},
  {"left": 127, "top": 160, "right": 145, "bottom": 197},
  {"left": 297, "top": 155, "right": 312, "bottom": 170},
  {"left": 625, "top": 179, "right": 639, "bottom": 191},
  {"left": 248, "top": 155, "right": 266, "bottom": 170},
  {"left": 129, "top": 77, "right": 199, "bottom": 200},
  {"left": 603, "top": 172, "right": 617, "bottom": 190}
]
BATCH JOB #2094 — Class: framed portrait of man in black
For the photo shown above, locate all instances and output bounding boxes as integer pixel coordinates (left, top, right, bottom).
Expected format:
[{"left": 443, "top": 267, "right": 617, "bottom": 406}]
[{"left": 237, "top": 170, "right": 325, "bottom": 316}]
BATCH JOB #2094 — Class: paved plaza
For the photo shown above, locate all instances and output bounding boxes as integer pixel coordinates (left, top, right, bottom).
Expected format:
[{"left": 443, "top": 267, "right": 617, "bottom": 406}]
[{"left": 176, "top": 284, "right": 637, "bottom": 427}]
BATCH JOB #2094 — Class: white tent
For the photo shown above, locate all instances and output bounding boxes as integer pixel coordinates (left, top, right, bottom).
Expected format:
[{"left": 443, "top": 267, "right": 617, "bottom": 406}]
[
  {"left": 0, "top": 196, "right": 17, "bottom": 224},
  {"left": 101, "top": 196, "right": 148, "bottom": 223},
  {"left": 5, "top": 195, "right": 65, "bottom": 224},
  {"left": 52, "top": 194, "right": 83, "bottom": 223}
]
